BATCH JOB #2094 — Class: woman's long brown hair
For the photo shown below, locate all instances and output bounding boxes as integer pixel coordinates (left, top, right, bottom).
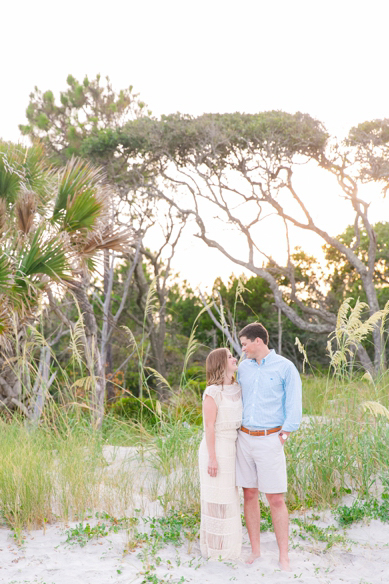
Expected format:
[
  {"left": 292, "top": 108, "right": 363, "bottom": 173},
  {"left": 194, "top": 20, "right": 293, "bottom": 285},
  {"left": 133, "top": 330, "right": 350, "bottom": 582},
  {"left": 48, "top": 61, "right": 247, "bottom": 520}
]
[{"left": 206, "top": 348, "right": 234, "bottom": 386}]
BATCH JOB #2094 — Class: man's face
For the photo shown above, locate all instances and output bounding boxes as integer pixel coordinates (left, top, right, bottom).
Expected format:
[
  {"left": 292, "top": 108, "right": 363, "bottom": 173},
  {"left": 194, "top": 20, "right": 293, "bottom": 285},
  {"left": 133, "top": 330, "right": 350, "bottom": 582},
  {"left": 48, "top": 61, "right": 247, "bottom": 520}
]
[{"left": 240, "top": 335, "right": 257, "bottom": 358}]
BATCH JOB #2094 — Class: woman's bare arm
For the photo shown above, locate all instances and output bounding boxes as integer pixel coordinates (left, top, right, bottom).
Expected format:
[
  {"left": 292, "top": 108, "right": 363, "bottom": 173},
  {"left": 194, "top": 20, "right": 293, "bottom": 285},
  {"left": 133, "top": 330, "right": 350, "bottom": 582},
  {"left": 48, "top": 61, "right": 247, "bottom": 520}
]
[{"left": 203, "top": 395, "right": 218, "bottom": 477}]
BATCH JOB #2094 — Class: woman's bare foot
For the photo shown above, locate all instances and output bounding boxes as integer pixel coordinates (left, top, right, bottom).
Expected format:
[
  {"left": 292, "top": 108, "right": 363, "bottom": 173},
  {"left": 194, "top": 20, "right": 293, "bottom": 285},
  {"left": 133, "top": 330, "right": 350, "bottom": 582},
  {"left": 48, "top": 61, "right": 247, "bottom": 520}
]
[{"left": 246, "top": 551, "right": 261, "bottom": 564}]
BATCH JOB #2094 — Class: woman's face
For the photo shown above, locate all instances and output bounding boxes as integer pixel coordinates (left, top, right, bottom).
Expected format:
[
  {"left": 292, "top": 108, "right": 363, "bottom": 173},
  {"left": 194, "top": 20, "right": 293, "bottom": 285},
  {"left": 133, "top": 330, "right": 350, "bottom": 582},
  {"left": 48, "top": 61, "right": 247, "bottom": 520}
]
[{"left": 225, "top": 350, "right": 238, "bottom": 378}]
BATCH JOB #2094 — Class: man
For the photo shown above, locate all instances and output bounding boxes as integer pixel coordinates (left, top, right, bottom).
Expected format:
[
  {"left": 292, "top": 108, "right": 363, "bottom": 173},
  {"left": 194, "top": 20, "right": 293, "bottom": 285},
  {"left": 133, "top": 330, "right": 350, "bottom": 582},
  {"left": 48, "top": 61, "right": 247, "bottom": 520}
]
[{"left": 236, "top": 322, "right": 302, "bottom": 571}]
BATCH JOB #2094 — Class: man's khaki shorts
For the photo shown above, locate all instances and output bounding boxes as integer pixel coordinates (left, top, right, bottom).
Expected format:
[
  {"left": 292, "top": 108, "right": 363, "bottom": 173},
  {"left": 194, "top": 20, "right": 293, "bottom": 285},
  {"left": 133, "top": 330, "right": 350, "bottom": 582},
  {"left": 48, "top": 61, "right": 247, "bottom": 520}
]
[{"left": 236, "top": 429, "right": 287, "bottom": 493}]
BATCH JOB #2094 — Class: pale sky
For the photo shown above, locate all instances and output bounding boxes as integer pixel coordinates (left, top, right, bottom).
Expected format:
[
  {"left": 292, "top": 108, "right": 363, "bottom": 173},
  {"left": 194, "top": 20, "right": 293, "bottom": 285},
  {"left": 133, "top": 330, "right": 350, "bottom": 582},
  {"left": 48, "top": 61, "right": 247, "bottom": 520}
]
[{"left": 2, "top": 0, "right": 389, "bottom": 288}]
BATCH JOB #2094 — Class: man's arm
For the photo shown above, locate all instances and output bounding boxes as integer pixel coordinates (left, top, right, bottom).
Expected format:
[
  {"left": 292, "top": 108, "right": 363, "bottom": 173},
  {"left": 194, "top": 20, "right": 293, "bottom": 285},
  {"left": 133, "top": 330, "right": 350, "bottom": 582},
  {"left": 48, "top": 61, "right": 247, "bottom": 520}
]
[{"left": 282, "top": 362, "right": 302, "bottom": 433}]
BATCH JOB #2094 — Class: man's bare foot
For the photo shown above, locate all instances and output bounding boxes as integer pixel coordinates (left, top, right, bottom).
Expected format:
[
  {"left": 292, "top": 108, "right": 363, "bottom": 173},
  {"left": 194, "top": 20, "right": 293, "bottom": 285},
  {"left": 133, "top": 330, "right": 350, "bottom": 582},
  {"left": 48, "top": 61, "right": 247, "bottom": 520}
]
[
  {"left": 246, "top": 551, "right": 261, "bottom": 564},
  {"left": 279, "top": 558, "right": 291, "bottom": 572}
]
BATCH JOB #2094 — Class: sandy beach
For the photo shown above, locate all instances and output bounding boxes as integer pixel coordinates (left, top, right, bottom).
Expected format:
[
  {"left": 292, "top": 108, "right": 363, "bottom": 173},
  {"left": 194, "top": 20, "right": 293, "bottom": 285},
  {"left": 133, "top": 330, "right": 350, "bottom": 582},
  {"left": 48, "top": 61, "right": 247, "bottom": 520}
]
[
  {"left": 1, "top": 511, "right": 389, "bottom": 584},
  {"left": 1, "top": 442, "right": 388, "bottom": 584}
]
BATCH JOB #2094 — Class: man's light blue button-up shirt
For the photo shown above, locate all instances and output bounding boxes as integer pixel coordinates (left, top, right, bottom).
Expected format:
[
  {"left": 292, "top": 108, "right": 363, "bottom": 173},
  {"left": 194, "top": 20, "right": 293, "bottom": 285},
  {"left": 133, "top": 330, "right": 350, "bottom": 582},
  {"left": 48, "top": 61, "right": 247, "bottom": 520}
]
[{"left": 237, "top": 349, "right": 302, "bottom": 432}]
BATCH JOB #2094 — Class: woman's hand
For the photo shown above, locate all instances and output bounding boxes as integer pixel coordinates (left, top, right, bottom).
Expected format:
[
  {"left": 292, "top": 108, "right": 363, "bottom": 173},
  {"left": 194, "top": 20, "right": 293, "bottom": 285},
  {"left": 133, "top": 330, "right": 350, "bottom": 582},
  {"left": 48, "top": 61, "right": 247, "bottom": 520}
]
[{"left": 208, "top": 457, "right": 218, "bottom": 477}]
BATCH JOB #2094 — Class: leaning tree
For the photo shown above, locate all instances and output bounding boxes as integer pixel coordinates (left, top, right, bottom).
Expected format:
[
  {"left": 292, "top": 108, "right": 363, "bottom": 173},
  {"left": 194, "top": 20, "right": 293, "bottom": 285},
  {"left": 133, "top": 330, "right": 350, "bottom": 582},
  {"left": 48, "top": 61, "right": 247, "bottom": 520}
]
[{"left": 81, "top": 111, "right": 389, "bottom": 373}]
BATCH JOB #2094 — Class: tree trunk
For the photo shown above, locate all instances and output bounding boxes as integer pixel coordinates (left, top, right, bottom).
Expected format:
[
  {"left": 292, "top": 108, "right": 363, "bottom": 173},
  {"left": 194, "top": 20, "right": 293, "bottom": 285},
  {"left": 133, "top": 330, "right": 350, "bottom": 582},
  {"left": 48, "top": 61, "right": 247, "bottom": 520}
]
[
  {"left": 0, "top": 351, "right": 22, "bottom": 410},
  {"left": 278, "top": 307, "right": 282, "bottom": 356},
  {"left": 148, "top": 324, "right": 170, "bottom": 401},
  {"left": 134, "top": 261, "right": 170, "bottom": 400},
  {"left": 30, "top": 346, "right": 56, "bottom": 424},
  {"left": 361, "top": 274, "right": 386, "bottom": 372},
  {"left": 103, "top": 249, "right": 115, "bottom": 402},
  {"left": 0, "top": 326, "right": 26, "bottom": 412},
  {"left": 73, "top": 278, "right": 105, "bottom": 429}
]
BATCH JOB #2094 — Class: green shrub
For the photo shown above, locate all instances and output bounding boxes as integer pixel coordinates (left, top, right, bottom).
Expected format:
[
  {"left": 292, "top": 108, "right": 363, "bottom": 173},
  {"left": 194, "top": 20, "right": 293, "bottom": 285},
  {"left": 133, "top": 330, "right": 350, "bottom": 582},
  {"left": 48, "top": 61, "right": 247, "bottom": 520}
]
[
  {"left": 110, "top": 397, "right": 164, "bottom": 425},
  {"left": 124, "top": 371, "right": 141, "bottom": 395},
  {"left": 183, "top": 366, "right": 206, "bottom": 395},
  {"left": 185, "top": 365, "right": 205, "bottom": 380},
  {"left": 170, "top": 386, "right": 203, "bottom": 426}
]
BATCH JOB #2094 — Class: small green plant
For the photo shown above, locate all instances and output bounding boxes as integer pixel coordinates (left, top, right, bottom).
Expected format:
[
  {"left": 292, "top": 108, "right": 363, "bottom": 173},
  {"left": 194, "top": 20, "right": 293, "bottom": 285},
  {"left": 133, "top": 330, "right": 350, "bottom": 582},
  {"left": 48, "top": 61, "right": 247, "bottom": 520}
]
[
  {"left": 65, "top": 522, "right": 109, "bottom": 546},
  {"left": 143, "top": 510, "right": 200, "bottom": 547},
  {"left": 291, "top": 518, "right": 348, "bottom": 549},
  {"left": 141, "top": 576, "right": 185, "bottom": 584},
  {"left": 334, "top": 498, "right": 389, "bottom": 526},
  {"left": 65, "top": 512, "right": 139, "bottom": 546}
]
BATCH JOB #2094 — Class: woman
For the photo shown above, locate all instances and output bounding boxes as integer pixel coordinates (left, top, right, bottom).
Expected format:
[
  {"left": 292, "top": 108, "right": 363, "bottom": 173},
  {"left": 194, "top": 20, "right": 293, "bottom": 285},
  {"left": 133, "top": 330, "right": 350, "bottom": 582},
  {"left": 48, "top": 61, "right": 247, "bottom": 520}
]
[{"left": 198, "top": 347, "right": 242, "bottom": 560}]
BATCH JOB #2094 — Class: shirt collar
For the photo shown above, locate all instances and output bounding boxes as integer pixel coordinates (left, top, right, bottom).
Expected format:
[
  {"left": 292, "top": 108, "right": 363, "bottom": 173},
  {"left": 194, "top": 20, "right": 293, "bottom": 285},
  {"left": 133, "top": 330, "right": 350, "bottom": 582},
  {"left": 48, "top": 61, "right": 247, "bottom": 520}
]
[{"left": 251, "top": 348, "right": 276, "bottom": 366}]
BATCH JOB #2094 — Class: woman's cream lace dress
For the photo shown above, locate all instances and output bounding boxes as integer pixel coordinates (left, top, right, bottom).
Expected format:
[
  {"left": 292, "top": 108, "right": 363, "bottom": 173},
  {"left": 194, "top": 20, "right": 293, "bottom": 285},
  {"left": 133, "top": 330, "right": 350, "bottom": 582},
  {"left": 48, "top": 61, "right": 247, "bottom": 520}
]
[{"left": 198, "top": 383, "right": 242, "bottom": 560}]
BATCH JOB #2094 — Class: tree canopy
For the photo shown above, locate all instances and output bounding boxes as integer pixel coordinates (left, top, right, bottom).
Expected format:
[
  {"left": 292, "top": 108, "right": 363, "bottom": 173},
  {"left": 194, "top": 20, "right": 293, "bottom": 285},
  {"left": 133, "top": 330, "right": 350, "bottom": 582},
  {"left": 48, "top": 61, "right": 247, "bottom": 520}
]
[
  {"left": 17, "top": 75, "right": 389, "bottom": 378},
  {"left": 80, "top": 110, "right": 389, "bottom": 372},
  {"left": 19, "top": 74, "right": 150, "bottom": 166}
]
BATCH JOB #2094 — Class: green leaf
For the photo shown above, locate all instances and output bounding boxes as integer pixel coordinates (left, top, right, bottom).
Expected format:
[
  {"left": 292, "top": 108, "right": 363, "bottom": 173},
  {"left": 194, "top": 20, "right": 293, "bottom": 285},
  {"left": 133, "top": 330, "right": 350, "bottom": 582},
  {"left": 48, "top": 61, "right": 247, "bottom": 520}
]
[
  {"left": 0, "top": 253, "right": 11, "bottom": 292},
  {"left": 37, "top": 113, "right": 49, "bottom": 130},
  {"left": 0, "top": 142, "right": 48, "bottom": 206},
  {"left": 64, "top": 188, "right": 103, "bottom": 232},
  {"left": 16, "top": 227, "right": 70, "bottom": 282},
  {"left": 52, "top": 157, "right": 104, "bottom": 221}
]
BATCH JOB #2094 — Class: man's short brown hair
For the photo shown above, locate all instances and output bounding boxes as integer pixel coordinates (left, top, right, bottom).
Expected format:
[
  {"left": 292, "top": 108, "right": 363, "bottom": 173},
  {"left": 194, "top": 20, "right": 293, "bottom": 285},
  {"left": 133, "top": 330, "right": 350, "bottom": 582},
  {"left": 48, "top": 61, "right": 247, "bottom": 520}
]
[{"left": 238, "top": 322, "right": 269, "bottom": 345}]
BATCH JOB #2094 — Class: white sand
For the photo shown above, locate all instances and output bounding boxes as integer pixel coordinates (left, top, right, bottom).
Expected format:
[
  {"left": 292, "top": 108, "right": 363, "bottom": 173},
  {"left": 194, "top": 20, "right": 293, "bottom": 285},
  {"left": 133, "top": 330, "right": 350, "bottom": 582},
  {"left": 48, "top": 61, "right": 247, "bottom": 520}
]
[
  {"left": 1, "top": 444, "right": 388, "bottom": 584},
  {"left": 1, "top": 513, "right": 389, "bottom": 584}
]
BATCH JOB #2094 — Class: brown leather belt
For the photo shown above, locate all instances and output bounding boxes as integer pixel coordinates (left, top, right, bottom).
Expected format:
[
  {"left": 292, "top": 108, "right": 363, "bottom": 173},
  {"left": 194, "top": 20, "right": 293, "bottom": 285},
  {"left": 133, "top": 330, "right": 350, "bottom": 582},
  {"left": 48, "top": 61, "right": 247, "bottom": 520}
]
[{"left": 240, "top": 425, "right": 282, "bottom": 436}]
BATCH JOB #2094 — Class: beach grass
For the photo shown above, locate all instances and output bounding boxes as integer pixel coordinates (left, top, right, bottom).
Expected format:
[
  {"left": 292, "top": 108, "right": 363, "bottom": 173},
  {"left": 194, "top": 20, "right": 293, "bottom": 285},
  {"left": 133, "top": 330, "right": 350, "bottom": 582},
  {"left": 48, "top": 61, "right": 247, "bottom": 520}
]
[
  {"left": 1, "top": 296, "right": 388, "bottom": 545},
  {"left": 0, "top": 371, "right": 388, "bottom": 541}
]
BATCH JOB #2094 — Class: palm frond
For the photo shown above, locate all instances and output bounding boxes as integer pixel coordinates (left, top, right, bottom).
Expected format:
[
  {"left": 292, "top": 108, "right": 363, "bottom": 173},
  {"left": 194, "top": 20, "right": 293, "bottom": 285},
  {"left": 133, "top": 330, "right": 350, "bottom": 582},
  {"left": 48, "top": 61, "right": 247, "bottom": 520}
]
[
  {"left": 0, "top": 142, "right": 48, "bottom": 206},
  {"left": 0, "top": 144, "right": 24, "bottom": 205},
  {"left": 81, "top": 225, "right": 133, "bottom": 256},
  {"left": 0, "top": 198, "right": 6, "bottom": 233},
  {"left": 16, "top": 227, "right": 71, "bottom": 282},
  {"left": 63, "top": 187, "right": 104, "bottom": 232},
  {"left": 0, "top": 299, "right": 10, "bottom": 336},
  {"left": 0, "top": 252, "right": 11, "bottom": 292},
  {"left": 52, "top": 157, "right": 105, "bottom": 223},
  {"left": 22, "top": 142, "right": 50, "bottom": 199},
  {"left": 15, "top": 190, "right": 37, "bottom": 234}
]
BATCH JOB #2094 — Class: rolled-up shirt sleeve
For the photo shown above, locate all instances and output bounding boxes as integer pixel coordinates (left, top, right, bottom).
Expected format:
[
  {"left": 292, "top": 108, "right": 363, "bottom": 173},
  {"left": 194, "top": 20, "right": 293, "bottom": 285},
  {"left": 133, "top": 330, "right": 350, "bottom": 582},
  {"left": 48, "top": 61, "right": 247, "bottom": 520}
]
[{"left": 282, "top": 363, "right": 302, "bottom": 432}]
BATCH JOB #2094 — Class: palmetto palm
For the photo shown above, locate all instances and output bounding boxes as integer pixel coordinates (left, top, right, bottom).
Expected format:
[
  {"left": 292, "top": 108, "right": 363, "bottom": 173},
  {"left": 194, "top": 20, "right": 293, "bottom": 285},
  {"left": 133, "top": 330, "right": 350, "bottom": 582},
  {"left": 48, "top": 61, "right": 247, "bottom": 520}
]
[{"left": 0, "top": 142, "right": 132, "bottom": 419}]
